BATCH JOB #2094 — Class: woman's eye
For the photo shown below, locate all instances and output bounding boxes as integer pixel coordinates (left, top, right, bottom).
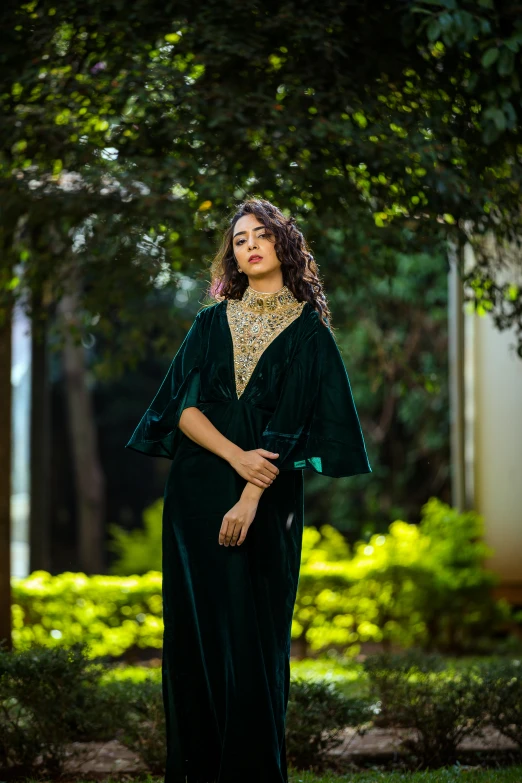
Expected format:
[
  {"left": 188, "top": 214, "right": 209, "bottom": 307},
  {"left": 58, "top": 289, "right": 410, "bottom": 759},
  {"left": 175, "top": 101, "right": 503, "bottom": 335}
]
[{"left": 236, "top": 234, "right": 266, "bottom": 246}]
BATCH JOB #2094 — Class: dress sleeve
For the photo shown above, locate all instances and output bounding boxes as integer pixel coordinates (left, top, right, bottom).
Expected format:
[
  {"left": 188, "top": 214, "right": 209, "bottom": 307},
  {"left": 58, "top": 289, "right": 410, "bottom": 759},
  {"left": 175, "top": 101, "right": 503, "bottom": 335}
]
[
  {"left": 124, "top": 312, "right": 203, "bottom": 459},
  {"left": 259, "top": 308, "right": 372, "bottom": 478}
]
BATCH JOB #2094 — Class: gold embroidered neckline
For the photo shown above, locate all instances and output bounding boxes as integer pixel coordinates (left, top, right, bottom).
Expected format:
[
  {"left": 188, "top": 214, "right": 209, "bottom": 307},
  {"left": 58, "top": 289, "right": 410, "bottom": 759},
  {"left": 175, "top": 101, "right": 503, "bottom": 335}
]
[
  {"left": 226, "top": 285, "right": 306, "bottom": 399},
  {"left": 241, "top": 285, "right": 298, "bottom": 311}
]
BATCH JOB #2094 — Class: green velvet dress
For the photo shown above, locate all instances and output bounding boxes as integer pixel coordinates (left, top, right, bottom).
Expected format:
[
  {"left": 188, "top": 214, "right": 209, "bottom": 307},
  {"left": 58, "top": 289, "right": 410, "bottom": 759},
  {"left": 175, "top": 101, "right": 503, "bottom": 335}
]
[{"left": 125, "top": 285, "right": 371, "bottom": 783}]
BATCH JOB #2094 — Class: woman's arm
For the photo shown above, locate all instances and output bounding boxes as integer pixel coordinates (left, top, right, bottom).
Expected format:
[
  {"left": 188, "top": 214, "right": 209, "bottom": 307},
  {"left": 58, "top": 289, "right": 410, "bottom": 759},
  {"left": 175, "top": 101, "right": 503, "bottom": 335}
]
[{"left": 179, "top": 407, "right": 280, "bottom": 490}]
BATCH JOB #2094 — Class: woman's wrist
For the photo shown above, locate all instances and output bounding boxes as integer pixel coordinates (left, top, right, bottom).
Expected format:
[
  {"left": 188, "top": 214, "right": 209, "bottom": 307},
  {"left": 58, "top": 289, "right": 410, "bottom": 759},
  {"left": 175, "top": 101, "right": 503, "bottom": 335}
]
[
  {"left": 241, "top": 482, "right": 264, "bottom": 502},
  {"left": 221, "top": 441, "right": 244, "bottom": 465}
]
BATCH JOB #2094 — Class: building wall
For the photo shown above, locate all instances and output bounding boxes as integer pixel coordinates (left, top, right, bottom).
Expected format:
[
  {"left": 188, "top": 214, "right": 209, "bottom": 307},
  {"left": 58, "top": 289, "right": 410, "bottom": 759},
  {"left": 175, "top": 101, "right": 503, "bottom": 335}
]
[
  {"left": 464, "top": 243, "right": 522, "bottom": 604},
  {"left": 471, "top": 309, "right": 522, "bottom": 602}
]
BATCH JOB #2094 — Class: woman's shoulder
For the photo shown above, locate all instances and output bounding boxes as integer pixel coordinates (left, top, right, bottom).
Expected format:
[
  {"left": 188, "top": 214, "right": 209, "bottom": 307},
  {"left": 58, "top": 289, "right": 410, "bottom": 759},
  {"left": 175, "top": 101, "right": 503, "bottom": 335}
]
[
  {"left": 298, "top": 303, "right": 337, "bottom": 355},
  {"left": 195, "top": 300, "right": 223, "bottom": 321},
  {"left": 300, "top": 301, "right": 329, "bottom": 332},
  {"left": 190, "top": 300, "right": 224, "bottom": 338}
]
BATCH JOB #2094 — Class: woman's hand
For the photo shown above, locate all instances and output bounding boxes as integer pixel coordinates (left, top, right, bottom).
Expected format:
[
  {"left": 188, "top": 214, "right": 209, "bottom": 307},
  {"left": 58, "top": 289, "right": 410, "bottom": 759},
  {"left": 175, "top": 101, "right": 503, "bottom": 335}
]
[
  {"left": 219, "top": 495, "right": 259, "bottom": 547},
  {"left": 228, "top": 448, "right": 280, "bottom": 488}
]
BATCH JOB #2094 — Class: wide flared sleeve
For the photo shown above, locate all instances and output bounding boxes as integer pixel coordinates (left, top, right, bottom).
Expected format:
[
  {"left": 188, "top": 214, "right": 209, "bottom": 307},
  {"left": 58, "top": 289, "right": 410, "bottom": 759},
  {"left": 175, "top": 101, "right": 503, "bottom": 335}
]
[
  {"left": 259, "top": 307, "right": 372, "bottom": 478},
  {"left": 124, "top": 312, "right": 203, "bottom": 459}
]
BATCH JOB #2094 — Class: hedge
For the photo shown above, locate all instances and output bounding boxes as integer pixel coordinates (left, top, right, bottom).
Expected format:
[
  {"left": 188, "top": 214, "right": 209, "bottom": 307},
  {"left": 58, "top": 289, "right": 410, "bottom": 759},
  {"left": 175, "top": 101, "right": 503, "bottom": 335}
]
[{"left": 11, "top": 498, "right": 514, "bottom": 659}]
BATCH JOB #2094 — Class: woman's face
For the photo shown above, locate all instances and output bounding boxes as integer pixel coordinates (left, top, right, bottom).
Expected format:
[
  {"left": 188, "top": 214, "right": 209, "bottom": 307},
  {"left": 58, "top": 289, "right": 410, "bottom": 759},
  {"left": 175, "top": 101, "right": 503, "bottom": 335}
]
[{"left": 232, "top": 213, "right": 282, "bottom": 284}]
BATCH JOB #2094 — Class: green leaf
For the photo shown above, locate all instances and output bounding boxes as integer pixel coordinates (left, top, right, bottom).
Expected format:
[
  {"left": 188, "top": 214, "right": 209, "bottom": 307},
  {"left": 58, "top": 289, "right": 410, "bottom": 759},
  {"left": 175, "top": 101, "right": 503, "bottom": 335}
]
[
  {"left": 427, "top": 20, "right": 441, "bottom": 42},
  {"left": 502, "top": 100, "right": 517, "bottom": 126},
  {"left": 481, "top": 47, "right": 499, "bottom": 68},
  {"left": 482, "top": 122, "right": 500, "bottom": 144},
  {"left": 498, "top": 48, "right": 514, "bottom": 76},
  {"left": 466, "top": 72, "right": 478, "bottom": 91},
  {"left": 438, "top": 12, "right": 453, "bottom": 30},
  {"left": 505, "top": 38, "right": 519, "bottom": 53},
  {"left": 418, "top": 0, "right": 456, "bottom": 7},
  {"left": 507, "top": 284, "right": 518, "bottom": 301},
  {"left": 484, "top": 107, "right": 506, "bottom": 131}
]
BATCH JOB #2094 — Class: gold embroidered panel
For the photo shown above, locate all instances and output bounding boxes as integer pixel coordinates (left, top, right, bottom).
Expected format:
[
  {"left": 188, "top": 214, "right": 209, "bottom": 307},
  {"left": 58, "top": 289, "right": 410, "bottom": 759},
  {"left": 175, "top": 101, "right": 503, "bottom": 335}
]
[{"left": 226, "top": 291, "right": 306, "bottom": 399}]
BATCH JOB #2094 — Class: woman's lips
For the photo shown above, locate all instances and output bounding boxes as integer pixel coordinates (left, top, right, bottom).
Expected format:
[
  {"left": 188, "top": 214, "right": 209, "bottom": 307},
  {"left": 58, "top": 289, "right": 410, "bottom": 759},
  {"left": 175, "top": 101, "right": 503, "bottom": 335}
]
[{"left": 248, "top": 256, "right": 263, "bottom": 263}]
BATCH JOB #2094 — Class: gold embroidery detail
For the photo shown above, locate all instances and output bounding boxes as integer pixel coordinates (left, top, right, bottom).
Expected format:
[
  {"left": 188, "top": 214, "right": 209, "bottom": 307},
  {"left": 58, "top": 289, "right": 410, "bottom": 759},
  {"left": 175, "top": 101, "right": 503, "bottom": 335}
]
[{"left": 227, "top": 285, "right": 306, "bottom": 399}]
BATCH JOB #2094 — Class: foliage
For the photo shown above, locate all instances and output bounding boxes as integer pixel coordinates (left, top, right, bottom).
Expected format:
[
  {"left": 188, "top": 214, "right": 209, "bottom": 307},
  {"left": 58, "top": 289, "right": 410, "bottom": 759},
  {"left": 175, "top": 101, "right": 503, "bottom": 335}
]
[
  {"left": 2, "top": 644, "right": 522, "bottom": 775},
  {"left": 363, "top": 651, "right": 489, "bottom": 768},
  {"left": 2, "top": 1, "right": 522, "bottom": 361},
  {"left": 98, "top": 667, "right": 374, "bottom": 774},
  {"left": 12, "top": 498, "right": 513, "bottom": 660},
  {"left": 100, "top": 663, "right": 162, "bottom": 686},
  {"left": 478, "top": 658, "right": 522, "bottom": 748},
  {"left": 108, "top": 498, "right": 163, "bottom": 574},
  {"left": 11, "top": 570, "right": 164, "bottom": 658},
  {"left": 293, "top": 497, "right": 511, "bottom": 656},
  {"left": 286, "top": 678, "right": 372, "bottom": 771},
  {"left": 314, "top": 249, "right": 451, "bottom": 530},
  {"left": 285, "top": 655, "right": 366, "bottom": 699},
  {"left": 0, "top": 642, "right": 109, "bottom": 774},
  {"left": 101, "top": 676, "right": 167, "bottom": 773},
  {"left": 362, "top": 648, "right": 450, "bottom": 726},
  {"left": 0, "top": 641, "right": 164, "bottom": 775}
]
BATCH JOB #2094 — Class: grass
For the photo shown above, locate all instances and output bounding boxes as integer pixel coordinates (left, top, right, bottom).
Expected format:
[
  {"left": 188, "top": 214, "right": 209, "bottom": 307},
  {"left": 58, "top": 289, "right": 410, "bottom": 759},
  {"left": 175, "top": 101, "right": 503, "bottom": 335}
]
[
  {"left": 23, "top": 769, "right": 522, "bottom": 783},
  {"left": 101, "top": 649, "right": 522, "bottom": 697},
  {"left": 101, "top": 653, "right": 368, "bottom": 696},
  {"left": 287, "top": 770, "right": 522, "bottom": 782},
  {"left": 289, "top": 655, "right": 367, "bottom": 698}
]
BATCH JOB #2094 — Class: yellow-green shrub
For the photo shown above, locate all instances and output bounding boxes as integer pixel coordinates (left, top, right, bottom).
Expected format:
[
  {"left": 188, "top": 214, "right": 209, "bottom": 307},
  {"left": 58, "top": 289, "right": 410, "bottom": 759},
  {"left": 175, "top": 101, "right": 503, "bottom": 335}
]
[
  {"left": 293, "top": 498, "right": 511, "bottom": 656},
  {"left": 11, "top": 498, "right": 512, "bottom": 659},
  {"left": 11, "top": 571, "right": 163, "bottom": 658}
]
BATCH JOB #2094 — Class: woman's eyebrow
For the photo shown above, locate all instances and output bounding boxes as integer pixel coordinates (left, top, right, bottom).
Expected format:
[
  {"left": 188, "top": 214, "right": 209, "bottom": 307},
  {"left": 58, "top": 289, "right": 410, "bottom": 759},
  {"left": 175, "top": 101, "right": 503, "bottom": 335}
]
[{"left": 233, "top": 225, "right": 266, "bottom": 239}]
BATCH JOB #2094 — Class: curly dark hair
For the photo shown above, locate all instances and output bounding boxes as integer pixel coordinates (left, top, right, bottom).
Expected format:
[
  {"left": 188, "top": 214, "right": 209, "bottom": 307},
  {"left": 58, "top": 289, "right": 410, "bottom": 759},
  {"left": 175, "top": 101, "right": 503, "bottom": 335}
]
[{"left": 204, "top": 197, "right": 332, "bottom": 328}]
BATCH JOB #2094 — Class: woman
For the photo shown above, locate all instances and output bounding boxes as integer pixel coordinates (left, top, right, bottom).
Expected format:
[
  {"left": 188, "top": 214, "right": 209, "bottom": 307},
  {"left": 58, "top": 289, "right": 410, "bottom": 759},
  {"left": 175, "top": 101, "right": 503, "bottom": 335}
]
[{"left": 125, "top": 198, "right": 372, "bottom": 783}]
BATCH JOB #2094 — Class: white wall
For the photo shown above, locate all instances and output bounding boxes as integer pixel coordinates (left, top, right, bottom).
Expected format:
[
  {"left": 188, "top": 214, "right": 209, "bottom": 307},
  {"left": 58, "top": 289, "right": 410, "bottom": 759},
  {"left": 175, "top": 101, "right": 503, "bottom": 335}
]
[
  {"left": 471, "top": 307, "right": 522, "bottom": 587},
  {"left": 463, "top": 241, "right": 522, "bottom": 598}
]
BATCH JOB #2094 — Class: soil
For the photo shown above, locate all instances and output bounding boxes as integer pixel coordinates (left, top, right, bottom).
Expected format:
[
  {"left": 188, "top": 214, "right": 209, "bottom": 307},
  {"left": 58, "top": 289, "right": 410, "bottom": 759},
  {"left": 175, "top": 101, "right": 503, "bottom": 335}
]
[{"left": 58, "top": 726, "right": 520, "bottom": 775}]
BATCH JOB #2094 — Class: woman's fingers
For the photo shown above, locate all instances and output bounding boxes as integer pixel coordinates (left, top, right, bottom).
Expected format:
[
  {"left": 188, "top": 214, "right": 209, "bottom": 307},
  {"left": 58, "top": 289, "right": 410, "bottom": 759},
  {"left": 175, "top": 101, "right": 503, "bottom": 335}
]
[
  {"left": 219, "top": 518, "right": 249, "bottom": 547},
  {"left": 219, "top": 518, "right": 239, "bottom": 546},
  {"left": 224, "top": 522, "right": 237, "bottom": 546},
  {"left": 252, "top": 466, "right": 276, "bottom": 486},
  {"left": 219, "top": 518, "right": 229, "bottom": 545},
  {"left": 250, "top": 475, "right": 271, "bottom": 488},
  {"left": 229, "top": 524, "right": 241, "bottom": 546}
]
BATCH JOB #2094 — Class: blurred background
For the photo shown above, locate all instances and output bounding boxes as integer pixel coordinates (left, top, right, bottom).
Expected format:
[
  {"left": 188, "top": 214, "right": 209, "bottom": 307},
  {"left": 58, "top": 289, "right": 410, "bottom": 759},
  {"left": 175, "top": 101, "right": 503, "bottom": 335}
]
[
  {"left": 1, "top": 0, "right": 522, "bottom": 665},
  {"left": 3, "top": 3, "right": 522, "bottom": 777}
]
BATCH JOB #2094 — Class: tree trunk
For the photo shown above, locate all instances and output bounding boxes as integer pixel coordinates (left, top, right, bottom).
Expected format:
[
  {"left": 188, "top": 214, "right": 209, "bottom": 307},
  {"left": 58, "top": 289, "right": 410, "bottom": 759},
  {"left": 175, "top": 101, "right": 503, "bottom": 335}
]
[
  {"left": 58, "top": 276, "right": 105, "bottom": 574},
  {"left": 29, "top": 285, "right": 52, "bottom": 573},
  {"left": 0, "top": 285, "right": 13, "bottom": 650}
]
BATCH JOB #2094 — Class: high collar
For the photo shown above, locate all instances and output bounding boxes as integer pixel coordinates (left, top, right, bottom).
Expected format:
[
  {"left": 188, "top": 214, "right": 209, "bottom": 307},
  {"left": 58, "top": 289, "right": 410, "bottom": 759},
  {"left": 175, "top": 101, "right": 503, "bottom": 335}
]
[{"left": 240, "top": 284, "right": 300, "bottom": 312}]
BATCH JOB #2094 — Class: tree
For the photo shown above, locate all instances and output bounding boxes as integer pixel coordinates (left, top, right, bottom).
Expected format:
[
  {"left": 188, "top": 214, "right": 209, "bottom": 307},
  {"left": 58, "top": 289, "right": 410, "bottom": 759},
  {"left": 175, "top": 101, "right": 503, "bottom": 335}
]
[
  {"left": 1, "top": 0, "right": 522, "bottom": 645},
  {"left": 2, "top": 1, "right": 522, "bottom": 350},
  {"left": 0, "top": 251, "right": 13, "bottom": 651}
]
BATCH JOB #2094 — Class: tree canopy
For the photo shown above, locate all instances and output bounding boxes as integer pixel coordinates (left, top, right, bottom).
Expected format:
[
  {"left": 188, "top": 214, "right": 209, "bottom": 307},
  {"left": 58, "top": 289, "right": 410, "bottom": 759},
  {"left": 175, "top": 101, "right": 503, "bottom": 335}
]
[{"left": 1, "top": 0, "right": 521, "bottom": 357}]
